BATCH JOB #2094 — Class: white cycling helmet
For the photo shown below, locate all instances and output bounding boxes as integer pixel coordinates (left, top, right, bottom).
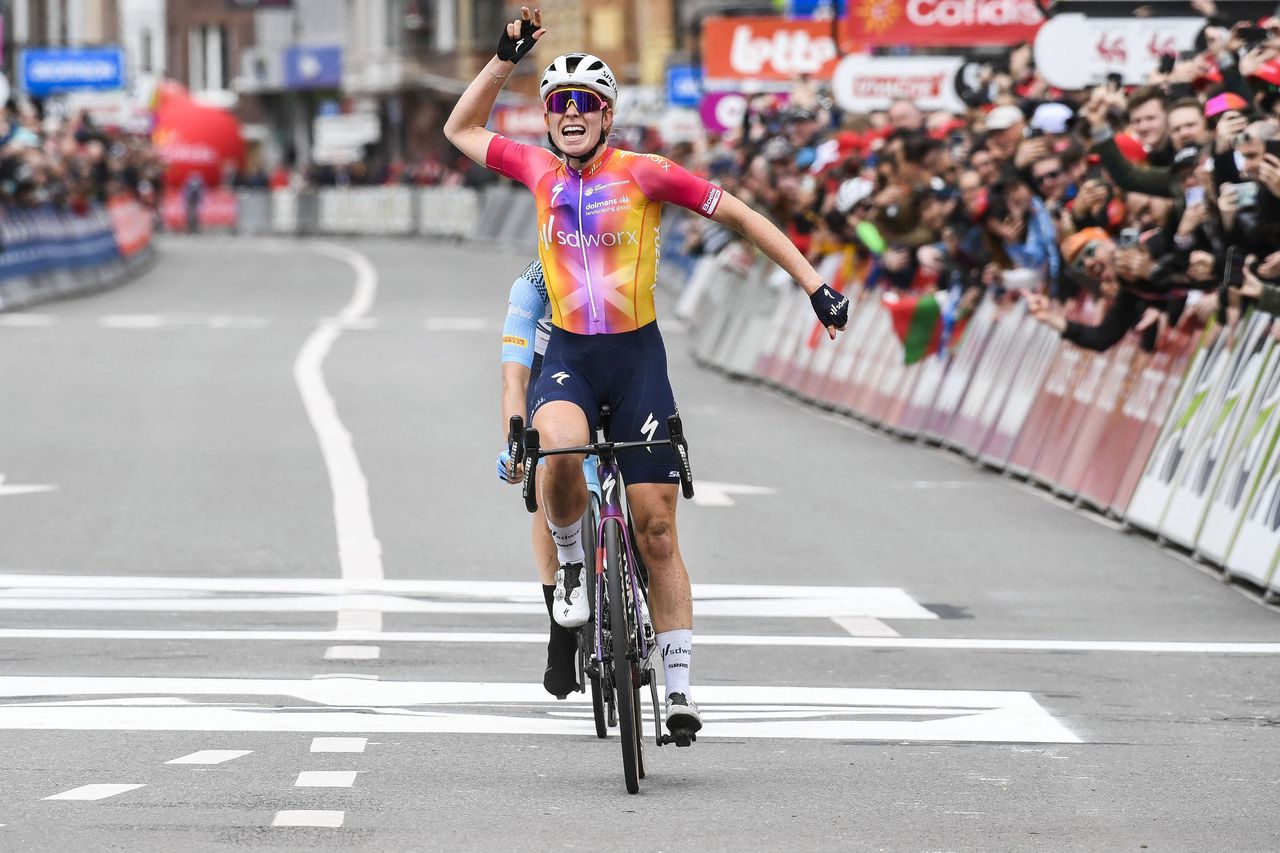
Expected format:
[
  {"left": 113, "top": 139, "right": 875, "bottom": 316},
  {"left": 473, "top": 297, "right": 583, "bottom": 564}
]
[{"left": 539, "top": 53, "right": 618, "bottom": 106}]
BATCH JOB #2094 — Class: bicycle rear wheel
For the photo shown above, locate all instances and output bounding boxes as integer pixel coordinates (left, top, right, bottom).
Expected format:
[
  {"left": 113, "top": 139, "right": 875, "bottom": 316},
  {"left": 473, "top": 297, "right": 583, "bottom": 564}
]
[{"left": 605, "top": 519, "right": 642, "bottom": 794}]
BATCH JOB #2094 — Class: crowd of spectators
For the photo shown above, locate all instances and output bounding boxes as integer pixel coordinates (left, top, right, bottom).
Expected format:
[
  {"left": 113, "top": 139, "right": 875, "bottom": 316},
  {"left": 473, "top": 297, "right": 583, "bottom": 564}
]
[
  {"left": 0, "top": 100, "right": 163, "bottom": 214},
  {"left": 665, "top": 3, "right": 1280, "bottom": 354}
]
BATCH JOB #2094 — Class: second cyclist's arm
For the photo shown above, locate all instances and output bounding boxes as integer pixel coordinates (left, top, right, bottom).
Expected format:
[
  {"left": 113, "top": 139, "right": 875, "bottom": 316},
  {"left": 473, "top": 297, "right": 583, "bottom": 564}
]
[
  {"left": 710, "top": 192, "right": 825, "bottom": 296},
  {"left": 499, "top": 268, "right": 544, "bottom": 437}
]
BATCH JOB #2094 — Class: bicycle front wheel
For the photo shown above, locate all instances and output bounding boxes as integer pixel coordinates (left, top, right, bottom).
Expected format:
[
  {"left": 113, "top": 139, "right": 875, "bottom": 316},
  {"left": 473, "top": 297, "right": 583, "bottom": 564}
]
[
  {"left": 605, "top": 518, "right": 642, "bottom": 794},
  {"left": 584, "top": 496, "right": 607, "bottom": 739}
]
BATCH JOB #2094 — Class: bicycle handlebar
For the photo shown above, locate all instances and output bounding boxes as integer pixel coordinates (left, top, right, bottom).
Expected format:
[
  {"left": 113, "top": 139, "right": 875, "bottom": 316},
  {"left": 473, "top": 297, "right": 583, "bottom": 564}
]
[{"left": 512, "top": 414, "right": 694, "bottom": 513}]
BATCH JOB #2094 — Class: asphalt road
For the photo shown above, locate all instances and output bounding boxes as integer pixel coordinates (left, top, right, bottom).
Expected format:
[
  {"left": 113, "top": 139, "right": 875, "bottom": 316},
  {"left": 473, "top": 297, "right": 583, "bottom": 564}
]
[{"left": 1, "top": 236, "right": 1278, "bottom": 852}]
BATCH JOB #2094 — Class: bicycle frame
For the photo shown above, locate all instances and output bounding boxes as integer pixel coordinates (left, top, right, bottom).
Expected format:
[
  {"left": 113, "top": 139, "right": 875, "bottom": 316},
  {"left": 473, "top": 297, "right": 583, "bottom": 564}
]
[{"left": 590, "top": 451, "right": 651, "bottom": 678}]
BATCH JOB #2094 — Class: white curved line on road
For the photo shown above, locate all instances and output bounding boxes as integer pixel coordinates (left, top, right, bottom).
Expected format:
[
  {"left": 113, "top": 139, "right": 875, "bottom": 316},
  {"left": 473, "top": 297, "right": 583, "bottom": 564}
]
[{"left": 294, "top": 243, "right": 383, "bottom": 593}]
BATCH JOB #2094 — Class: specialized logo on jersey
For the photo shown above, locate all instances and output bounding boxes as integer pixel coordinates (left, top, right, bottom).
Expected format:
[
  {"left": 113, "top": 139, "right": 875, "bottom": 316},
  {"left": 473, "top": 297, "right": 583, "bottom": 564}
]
[
  {"left": 642, "top": 413, "right": 659, "bottom": 442},
  {"left": 551, "top": 183, "right": 565, "bottom": 206},
  {"left": 552, "top": 371, "right": 571, "bottom": 385}
]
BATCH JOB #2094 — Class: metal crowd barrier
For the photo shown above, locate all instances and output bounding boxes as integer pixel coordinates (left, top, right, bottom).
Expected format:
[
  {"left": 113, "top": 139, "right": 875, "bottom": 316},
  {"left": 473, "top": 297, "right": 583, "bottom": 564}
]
[{"left": 674, "top": 239, "right": 1280, "bottom": 600}]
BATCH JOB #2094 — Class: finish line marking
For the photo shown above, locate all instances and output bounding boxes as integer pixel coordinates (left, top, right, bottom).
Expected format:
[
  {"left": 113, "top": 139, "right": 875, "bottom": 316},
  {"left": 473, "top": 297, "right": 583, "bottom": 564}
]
[
  {"left": 0, "top": 628, "right": 1275, "bottom": 654},
  {"left": 0, "top": 575, "right": 937, "bottom": 620},
  {"left": 0, "top": 677, "right": 1080, "bottom": 744}
]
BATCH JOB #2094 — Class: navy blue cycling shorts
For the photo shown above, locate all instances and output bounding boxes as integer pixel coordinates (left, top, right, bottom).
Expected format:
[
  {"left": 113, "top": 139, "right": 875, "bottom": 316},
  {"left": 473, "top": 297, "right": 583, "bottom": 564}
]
[{"left": 530, "top": 322, "right": 680, "bottom": 486}]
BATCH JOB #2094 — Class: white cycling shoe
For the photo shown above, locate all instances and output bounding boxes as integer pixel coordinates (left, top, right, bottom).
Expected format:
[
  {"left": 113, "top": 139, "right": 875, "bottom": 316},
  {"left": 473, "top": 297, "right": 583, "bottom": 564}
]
[
  {"left": 553, "top": 562, "right": 589, "bottom": 628},
  {"left": 664, "top": 692, "right": 703, "bottom": 743}
]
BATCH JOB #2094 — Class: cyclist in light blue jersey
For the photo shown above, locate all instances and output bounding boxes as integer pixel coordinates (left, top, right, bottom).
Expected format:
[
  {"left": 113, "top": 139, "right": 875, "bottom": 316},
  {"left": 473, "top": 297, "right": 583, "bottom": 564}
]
[{"left": 497, "top": 259, "right": 581, "bottom": 697}]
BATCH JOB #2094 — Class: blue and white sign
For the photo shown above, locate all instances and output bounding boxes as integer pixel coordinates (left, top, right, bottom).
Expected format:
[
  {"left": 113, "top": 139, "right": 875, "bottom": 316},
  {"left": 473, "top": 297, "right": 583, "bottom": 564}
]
[
  {"left": 21, "top": 47, "right": 125, "bottom": 97},
  {"left": 787, "top": 0, "right": 845, "bottom": 16},
  {"left": 665, "top": 65, "right": 703, "bottom": 109},
  {"left": 285, "top": 45, "right": 342, "bottom": 90}
]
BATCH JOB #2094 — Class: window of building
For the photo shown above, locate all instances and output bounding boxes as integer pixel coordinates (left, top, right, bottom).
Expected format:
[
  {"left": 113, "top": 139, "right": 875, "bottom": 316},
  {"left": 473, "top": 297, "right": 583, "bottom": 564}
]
[{"left": 189, "top": 24, "right": 230, "bottom": 91}]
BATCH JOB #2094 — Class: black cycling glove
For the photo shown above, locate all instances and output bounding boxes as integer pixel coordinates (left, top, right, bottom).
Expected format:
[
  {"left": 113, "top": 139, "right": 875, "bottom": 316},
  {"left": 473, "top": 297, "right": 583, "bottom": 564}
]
[
  {"left": 497, "top": 17, "right": 540, "bottom": 63},
  {"left": 810, "top": 283, "right": 849, "bottom": 329}
]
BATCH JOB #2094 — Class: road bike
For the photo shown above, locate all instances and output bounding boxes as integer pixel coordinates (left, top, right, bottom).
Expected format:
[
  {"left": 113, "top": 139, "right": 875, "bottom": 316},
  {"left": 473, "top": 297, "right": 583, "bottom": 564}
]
[{"left": 511, "top": 407, "right": 695, "bottom": 794}]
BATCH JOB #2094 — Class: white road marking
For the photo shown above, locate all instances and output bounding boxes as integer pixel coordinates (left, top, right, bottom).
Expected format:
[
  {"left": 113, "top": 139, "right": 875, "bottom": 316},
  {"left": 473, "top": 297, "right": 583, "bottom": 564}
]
[
  {"left": 0, "top": 475, "right": 57, "bottom": 498},
  {"left": 0, "top": 677, "right": 1078, "bottom": 743},
  {"left": 44, "top": 784, "right": 145, "bottom": 801},
  {"left": 0, "top": 313, "right": 55, "bottom": 327},
  {"left": 690, "top": 481, "right": 779, "bottom": 507},
  {"left": 298, "top": 244, "right": 384, "bottom": 636},
  {"left": 311, "top": 673, "right": 378, "bottom": 680},
  {"left": 0, "top": 628, "right": 1275, "bottom": 654},
  {"left": 311, "top": 737, "right": 367, "bottom": 753},
  {"left": 295, "top": 771, "right": 358, "bottom": 788},
  {"left": 0, "top": 575, "right": 936, "bottom": 620},
  {"left": 336, "top": 610, "right": 382, "bottom": 632},
  {"left": 273, "top": 810, "right": 344, "bottom": 828},
  {"left": 424, "top": 317, "right": 487, "bottom": 331},
  {"left": 165, "top": 749, "right": 252, "bottom": 765},
  {"left": 324, "top": 645, "right": 380, "bottom": 661},
  {"left": 99, "top": 314, "right": 166, "bottom": 328},
  {"left": 831, "top": 617, "right": 901, "bottom": 637}
]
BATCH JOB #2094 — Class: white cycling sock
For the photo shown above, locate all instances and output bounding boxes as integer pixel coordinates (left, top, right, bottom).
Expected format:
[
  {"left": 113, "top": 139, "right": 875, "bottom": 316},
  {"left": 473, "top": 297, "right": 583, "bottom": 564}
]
[
  {"left": 548, "top": 518, "right": 585, "bottom": 567},
  {"left": 657, "top": 629, "right": 693, "bottom": 699}
]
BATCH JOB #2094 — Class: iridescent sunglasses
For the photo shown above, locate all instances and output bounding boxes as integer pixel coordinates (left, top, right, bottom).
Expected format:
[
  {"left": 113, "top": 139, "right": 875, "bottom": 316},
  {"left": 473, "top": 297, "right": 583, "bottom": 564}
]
[{"left": 545, "top": 88, "right": 606, "bottom": 115}]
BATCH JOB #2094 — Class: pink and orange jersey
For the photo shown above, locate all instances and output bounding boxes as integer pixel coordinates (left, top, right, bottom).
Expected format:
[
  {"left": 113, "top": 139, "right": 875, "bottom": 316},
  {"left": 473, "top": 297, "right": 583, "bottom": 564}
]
[{"left": 486, "top": 137, "right": 723, "bottom": 335}]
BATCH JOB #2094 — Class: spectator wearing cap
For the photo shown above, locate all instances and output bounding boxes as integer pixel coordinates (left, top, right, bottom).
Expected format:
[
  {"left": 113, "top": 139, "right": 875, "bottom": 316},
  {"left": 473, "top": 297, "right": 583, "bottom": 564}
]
[{"left": 983, "top": 104, "right": 1026, "bottom": 164}]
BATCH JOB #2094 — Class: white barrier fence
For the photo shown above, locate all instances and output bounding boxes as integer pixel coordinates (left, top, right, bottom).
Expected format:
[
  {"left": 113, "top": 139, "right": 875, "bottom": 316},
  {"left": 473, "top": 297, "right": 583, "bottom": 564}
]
[
  {"left": 677, "top": 246, "right": 1280, "bottom": 599},
  {"left": 225, "top": 186, "right": 531, "bottom": 245}
]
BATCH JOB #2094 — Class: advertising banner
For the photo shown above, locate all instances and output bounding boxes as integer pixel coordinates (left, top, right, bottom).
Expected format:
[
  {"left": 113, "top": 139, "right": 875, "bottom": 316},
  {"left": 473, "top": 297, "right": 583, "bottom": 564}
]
[
  {"left": 1125, "top": 326, "right": 1227, "bottom": 533},
  {"left": 1033, "top": 14, "right": 1204, "bottom": 90},
  {"left": 832, "top": 55, "right": 967, "bottom": 114},
  {"left": 1107, "top": 330, "right": 1196, "bottom": 515},
  {"left": 898, "top": 354, "right": 946, "bottom": 438},
  {"left": 1030, "top": 349, "right": 1106, "bottom": 490},
  {"left": 1198, "top": 332, "right": 1280, "bottom": 566},
  {"left": 161, "top": 187, "right": 238, "bottom": 231},
  {"left": 1056, "top": 337, "right": 1140, "bottom": 501},
  {"left": 754, "top": 287, "right": 808, "bottom": 385},
  {"left": 947, "top": 301, "right": 1026, "bottom": 455},
  {"left": 1007, "top": 345, "right": 1078, "bottom": 477},
  {"left": 819, "top": 292, "right": 874, "bottom": 408},
  {"left": 107, "top": 196, "right": 155, "bottom": 257},
  {"left": 923, "top": 297, "right": 996, "bottom": 440},
  {"left": 978, "top": 323, "right": 1060, "bottom": 469},
  {"left": 666, "top": 64, "right": 704, "bottom": 108},
  {"left": 1161, "top": 314, "right": 1273, "bottom": 548},
  {"left": 845, "top": 0, "right": 1044, "bottom": 48},
  {"left": 0, "top": 206, "right": 120, "bottom": 281},
  {"left": 1223, "top": 415, "right": 1280, "bottom": 588},
  {"left": 702, "top": 17, "right": 843, "bottom": 83},
  {"left": 21, "top": 46, "right": 125, "bottom": 96}
]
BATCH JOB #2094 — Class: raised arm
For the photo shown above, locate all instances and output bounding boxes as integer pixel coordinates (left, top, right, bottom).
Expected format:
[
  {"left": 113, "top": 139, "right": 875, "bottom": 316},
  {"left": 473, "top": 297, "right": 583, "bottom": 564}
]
[{"left": 444, "top": 6, "right": 545, "bottom": 165}]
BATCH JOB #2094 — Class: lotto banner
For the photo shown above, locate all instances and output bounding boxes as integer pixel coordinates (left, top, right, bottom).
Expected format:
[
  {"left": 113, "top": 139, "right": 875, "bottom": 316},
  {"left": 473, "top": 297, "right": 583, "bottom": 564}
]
[
  {"left": 1198, "top": 329, "right": 1280, "bottom": 567},
  {"left": 1125, "top": 325, "right": 1228, "bottom": 533},
  {"left": 701, "top": 17, "right": 845, "bottom": 83},
  {"left": 1161, "top": 314, "right": 1274, "bottom": 549}
]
